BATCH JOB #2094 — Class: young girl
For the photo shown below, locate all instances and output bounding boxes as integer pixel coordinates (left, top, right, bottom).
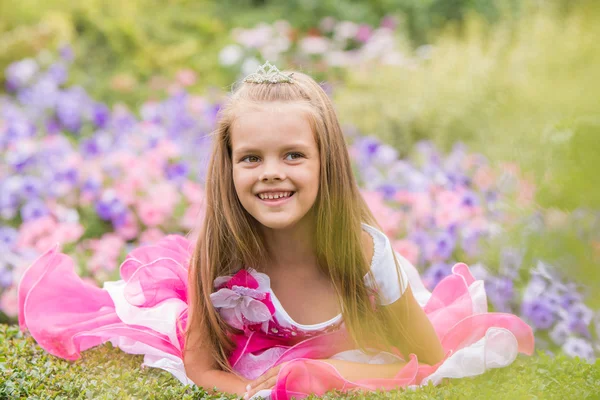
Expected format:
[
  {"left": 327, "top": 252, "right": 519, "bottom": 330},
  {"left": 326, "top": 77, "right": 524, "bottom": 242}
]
[{"left": 18, "top": 63, "right": 534, "bottom": 400}]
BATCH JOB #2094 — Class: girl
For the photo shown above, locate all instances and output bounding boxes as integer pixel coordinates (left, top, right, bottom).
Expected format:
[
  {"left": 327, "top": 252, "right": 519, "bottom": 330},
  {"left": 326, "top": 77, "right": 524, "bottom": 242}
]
[{"left": 18, "top": 63, "right": 534, "bottom": 400}]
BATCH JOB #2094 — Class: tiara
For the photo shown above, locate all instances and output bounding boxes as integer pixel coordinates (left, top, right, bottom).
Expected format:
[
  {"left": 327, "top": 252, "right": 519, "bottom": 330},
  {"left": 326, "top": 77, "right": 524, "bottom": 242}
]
[{"left": 243, "top": 61, "right": 294, "bottom": 84}]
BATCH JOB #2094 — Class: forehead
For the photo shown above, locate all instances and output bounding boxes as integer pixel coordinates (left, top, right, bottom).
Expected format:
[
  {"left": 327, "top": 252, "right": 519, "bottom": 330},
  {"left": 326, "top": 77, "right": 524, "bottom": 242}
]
[{"left": 230, "top": 103, "right": 317, "bottom": 151}]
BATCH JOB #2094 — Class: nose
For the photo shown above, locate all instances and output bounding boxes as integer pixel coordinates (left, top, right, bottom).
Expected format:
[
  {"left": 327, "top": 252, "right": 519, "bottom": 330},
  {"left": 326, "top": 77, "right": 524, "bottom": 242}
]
[{"left": 259, "top": 158, "right": 286, "bottom": 182}]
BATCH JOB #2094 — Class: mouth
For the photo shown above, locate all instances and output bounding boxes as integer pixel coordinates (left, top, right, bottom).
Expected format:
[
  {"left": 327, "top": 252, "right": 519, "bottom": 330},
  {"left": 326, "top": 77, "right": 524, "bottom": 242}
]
[{"left": 256, "top": 191, "right": 295, "bottom": 206}]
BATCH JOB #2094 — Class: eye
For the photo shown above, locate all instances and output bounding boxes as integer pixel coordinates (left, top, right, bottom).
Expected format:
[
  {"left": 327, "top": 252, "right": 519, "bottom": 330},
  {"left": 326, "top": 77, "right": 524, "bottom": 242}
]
[
  {"left": 241, "top": 155, "right": 260, "bottom": 163},
  {"left": 285, "top": 152, "right": 304, "bottom": 161}
]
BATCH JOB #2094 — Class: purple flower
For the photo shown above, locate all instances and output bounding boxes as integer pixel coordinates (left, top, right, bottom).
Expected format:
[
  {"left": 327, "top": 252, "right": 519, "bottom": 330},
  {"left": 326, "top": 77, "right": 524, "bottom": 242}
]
[
  {"left": 373, "top": 144, "right": 399, "bottom": 167},
  {"left": 6, "top": 119, "right": 36, "bottom": 141},
  {"left": 0, "top": 226, "right": 18, "bottom": 250},
  {"left": 460, "top": 190, "right": 478, "bottom": 208},
  {"left": 500, "top": 248, "right": 523, "bottom": 278},
  {"left": 562, "top": 337, "right": 596, "bottom": 362},
  {"left": 5, "top": 58, "right": 38, "bottom": 91},
  {"left": 59, "top": 45, "right": 75, "bottom": 62},
  {"left": 353, "top": 136, "right": 381, "bottom": 163},
  {"left": 486, "top": 276, "right": 514, "bottom": 312},
  {"left": 21, "top": 199, "right": 49, "bottom": 221},
  {"left": 54, "top": 168, "right": 78, "bottom": 185},
  {"left": 82, "top": 178, "right": 101, "bottom": 194},
  {"left": 549, "top": 321, "right": 571, "bottom": 345},
  {"left": 80, "top": 137, "right": 102, "bottom": 156},
  {"left": 564, "top": 303, "right": 594, "bottom": 337},
  {"left": 45, "top": 118, "right": 61, "bottom": 134},
  {"left": 46, "top": 63, "right": 68, "bottom": 85},
  {"left": 561, "top": 291, "right": 584, "bottom": 310},
  {"left": 0, "top": 177, "right": 23, "bottom": 209},
  {"left": 56, "top": 88, "right": 86, "bottom": 132},
  {"left": 95, "top": 191, "right": 127, "bottom": 223},
  {"left": 424, "top": 262, "right": 451, "bottom": 288},
  {"left": 521, "top": 298, "right": 556, "bottom": 330},
  {"left": 0, "top": 261, "right": 13, "bottom": 288},
  {"left": 20, "top": 176, "right": 43, "bottom": 199},
  {"left": 92, "top": 103, "right": 111, "bottom": 128},
  {"left": 165, "top": 161, "right": 189, "bottom": 180},
  {"left": 431, "top": 231, "right": 456, "bottom": 260}
]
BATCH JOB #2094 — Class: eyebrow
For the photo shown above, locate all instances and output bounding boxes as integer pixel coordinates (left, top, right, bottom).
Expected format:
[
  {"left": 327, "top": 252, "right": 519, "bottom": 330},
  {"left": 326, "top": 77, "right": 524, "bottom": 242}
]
[{"left": 232, "top": 143, "right": 313, "bottom": 155}]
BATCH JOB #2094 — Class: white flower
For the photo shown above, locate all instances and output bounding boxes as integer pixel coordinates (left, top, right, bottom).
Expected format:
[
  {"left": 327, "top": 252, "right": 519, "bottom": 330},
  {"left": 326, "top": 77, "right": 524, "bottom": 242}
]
[
  {"left": 219, "top": 45, "right": 244, "bottom": 66},
  {"left": 241, "top": 58, "right": 261, "bottom": 77},
  {"left": 562, "top": 337, "right": 596, "bottom": 363},
  {"left": 299, "top": 37, "right": 330, "bottom": 55}
]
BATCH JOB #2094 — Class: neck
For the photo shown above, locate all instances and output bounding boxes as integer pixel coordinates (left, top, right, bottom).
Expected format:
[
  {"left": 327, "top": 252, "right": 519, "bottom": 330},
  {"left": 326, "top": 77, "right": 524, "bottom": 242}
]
[{"left": 260, "top": 214, "right": 320, "bottom": 275}]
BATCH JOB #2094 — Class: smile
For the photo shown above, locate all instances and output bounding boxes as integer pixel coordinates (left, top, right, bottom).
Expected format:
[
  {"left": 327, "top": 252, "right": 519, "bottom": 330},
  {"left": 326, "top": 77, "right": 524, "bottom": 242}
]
[{"left": 256, "top": 191, "right": 295, "bottom": 205}]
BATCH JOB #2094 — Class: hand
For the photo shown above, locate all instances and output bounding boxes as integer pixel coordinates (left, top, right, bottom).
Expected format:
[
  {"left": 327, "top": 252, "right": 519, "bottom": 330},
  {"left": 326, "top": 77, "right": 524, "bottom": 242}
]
[{"left": 243, "top": 362, "right": 288, "bottom": 399}]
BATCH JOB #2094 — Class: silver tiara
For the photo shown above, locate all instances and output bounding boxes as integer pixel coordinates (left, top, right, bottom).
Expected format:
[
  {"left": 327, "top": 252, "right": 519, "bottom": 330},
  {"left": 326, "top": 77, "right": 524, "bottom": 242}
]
[{"left": 243, "top": 61, "right": 294, "bottom": 84}]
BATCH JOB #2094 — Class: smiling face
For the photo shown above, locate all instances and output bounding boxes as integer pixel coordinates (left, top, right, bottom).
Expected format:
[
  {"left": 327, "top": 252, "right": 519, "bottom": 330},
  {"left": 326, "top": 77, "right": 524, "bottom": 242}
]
[{"left": 230, "top": 103, "right": 320, "bottom": 232}]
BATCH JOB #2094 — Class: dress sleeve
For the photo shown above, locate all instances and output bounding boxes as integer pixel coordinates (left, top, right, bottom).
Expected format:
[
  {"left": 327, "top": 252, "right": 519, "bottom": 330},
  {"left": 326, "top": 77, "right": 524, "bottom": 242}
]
[{"left": 362, "top": 225, "right": 410, "bottom": 306}]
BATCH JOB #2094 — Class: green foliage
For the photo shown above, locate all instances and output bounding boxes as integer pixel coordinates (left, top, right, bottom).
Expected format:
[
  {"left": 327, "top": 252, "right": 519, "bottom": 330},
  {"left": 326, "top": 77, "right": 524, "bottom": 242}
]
[
  {"left": 0, "top": 0, "right": 229, "bottom": 107},
  {"left": 2, "top": 324, "right": 600, "bottom": 399},
  {"left": 334, "top": 1, "right": 600, "bottom": 293}
]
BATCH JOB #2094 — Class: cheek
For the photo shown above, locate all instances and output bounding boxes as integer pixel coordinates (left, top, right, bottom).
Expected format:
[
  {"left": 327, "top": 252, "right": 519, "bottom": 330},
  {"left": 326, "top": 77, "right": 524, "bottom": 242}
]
[{"left": 232, "top": 169, "right": 249, "bottom": 196}]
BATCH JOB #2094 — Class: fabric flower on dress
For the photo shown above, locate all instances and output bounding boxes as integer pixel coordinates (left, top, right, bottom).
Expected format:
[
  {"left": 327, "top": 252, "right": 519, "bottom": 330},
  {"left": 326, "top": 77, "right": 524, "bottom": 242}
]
[{"left": 210, "top": 269, "right": 275, "bottom": 330}]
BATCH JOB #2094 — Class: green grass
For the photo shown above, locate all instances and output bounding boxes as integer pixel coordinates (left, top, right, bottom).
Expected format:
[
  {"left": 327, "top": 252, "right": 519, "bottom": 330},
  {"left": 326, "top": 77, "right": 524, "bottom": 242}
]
[{"left": 1, "top": 324, "right": 599, "bottom": 399}]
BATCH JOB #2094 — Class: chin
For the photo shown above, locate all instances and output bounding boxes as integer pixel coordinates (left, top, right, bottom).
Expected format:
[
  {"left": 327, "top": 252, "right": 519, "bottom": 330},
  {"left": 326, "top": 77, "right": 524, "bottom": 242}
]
[{"left": 256, "top": 218, "right": 298, "bottom": 231}]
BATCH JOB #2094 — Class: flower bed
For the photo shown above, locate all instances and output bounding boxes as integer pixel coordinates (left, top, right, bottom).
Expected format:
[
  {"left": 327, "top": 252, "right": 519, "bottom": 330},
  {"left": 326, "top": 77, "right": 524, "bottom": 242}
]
[{"left": 1, "top": 51, "right": 598, "bottom": 362}]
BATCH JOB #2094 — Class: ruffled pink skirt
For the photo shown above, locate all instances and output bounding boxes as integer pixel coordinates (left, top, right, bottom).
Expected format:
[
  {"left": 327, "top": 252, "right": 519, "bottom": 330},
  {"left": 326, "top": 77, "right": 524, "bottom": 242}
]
[{"left": 18, "top": 236, "right": 534, "bottom": 399}]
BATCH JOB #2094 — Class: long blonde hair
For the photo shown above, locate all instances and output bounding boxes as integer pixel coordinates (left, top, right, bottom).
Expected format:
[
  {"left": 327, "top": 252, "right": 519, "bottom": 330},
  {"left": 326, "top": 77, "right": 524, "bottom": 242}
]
[{"left": 185, "top": 72, "right": 409, "bottom": 372}]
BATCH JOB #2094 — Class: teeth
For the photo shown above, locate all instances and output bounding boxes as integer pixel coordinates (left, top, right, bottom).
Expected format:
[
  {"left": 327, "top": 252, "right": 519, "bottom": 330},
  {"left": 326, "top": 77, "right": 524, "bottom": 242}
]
[{"left": 259, "top": 192, "right": 292, "bottom": 200}]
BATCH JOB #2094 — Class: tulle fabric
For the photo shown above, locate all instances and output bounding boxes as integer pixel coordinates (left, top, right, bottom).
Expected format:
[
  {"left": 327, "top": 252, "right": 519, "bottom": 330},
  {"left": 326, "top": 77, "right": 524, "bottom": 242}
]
[{"left": 18, "top": 235, "right": 534, "bottom": 399}]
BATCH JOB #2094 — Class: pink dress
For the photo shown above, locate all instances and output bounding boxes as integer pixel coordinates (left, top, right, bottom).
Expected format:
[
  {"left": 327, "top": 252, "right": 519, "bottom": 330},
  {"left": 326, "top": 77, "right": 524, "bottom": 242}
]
[{"left": 18, "top": 224, "right": 534, "bottom": 400}]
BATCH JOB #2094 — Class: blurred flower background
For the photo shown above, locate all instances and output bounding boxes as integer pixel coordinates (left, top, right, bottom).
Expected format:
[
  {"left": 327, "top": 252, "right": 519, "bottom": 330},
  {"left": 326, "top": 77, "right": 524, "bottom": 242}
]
[{"left": 1, "top": 0, "right": 599, "bottom": 363}]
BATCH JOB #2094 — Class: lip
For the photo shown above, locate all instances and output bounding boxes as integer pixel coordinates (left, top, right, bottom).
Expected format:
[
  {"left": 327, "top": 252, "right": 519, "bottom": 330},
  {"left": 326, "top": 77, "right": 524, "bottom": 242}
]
[{"left": 256, "top": 192, "right": 295, "bottom": 207}]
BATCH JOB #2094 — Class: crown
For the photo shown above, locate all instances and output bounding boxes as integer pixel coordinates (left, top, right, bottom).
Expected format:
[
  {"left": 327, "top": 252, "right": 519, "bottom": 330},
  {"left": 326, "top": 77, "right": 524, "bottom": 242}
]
[{"left": 243, "top": 61, "right": 294, "bottom": 84}]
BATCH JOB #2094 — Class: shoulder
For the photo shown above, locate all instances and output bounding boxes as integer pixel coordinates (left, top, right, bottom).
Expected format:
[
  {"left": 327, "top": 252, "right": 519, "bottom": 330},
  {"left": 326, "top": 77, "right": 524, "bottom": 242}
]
[{"left": 361, "top": 229, "right": 375, "bottom": 266}]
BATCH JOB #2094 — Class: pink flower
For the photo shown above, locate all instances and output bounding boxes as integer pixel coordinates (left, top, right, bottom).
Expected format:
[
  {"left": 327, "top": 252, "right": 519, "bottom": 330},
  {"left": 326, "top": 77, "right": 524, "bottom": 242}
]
[
  {"left": 116, "top": 212, "right": 140, "bottom": 240},
  {"left": 392, "top": 239, "right": 420, "bottom": 265},
  {"left": 355, "top": 24, "right": 372, "bottom": 43},
  {"left": 176, "top": 69, "right": 197, "bottom": 87},
  {"left": 138, "top": 201, "right": 168, "bottom": 227},
  {"left": 181, "top": 203, "right": 205, "bottom": 230},
  {"left": 434, "top": 207, "right": 463, "bottom": 229},
  {"left": 17, "top": 216, "right": 79, "bottom": 252},
  {"left": 87, "top": 233, "right": 125, "bottom": 273},
  {"left": 361, "top": 191, "right": 403, "bottom": 237},
  {"left": 473, "top": 165, "right": 495, "bottom": 191},
  {"left": 56, "top": 222, "right": 84, "bottom": 242},
  {"left": 182, "top": 180, "right": 205, "bottom": 203},
  {"left": 409, "top": 192, "right": 433, "bottom": 224},
  {"left": 140, "top": 228, "right": 165, "bottom": 244},
  {"left": 147, "top": 182, "right": 180, "bottom": 213},
  {"left": 517, "top": 180, "right": 536, "bottom": 207},
  {"left": 0, "top": 286, "right": 18, "bottom": 317},
  {"left": 436, "top": 190, "right": 461, "bottom": 210},
  {"left": 114, "top": 180, "right": 138, "bottom": 206}
]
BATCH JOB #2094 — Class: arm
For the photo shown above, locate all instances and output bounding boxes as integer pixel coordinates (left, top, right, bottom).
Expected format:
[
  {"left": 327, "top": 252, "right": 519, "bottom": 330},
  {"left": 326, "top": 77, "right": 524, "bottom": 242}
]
[
  {"left": 384, "top": 285, "right": 445, "bottom": 366},
  {"left": 245, "top": 358, "right": 406, "bottom": 398},
  {"left": 361, "top": 229, "right": 444, "bottom": 365},
  {"left": 183, "top": 295, "right": 249, "bottom": 395}
]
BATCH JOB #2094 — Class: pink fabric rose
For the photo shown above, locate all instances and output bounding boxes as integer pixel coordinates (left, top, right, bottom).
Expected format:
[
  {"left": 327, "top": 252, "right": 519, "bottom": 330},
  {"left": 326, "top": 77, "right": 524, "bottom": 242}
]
[{"left": 210, "top": 269, "right": 274, "bottom": 330}]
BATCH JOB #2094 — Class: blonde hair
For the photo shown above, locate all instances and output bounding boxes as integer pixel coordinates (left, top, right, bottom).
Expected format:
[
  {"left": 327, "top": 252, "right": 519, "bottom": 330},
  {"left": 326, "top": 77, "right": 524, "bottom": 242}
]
[{"left": 185, "top": 72, "right": 409, "bottom": 372}]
